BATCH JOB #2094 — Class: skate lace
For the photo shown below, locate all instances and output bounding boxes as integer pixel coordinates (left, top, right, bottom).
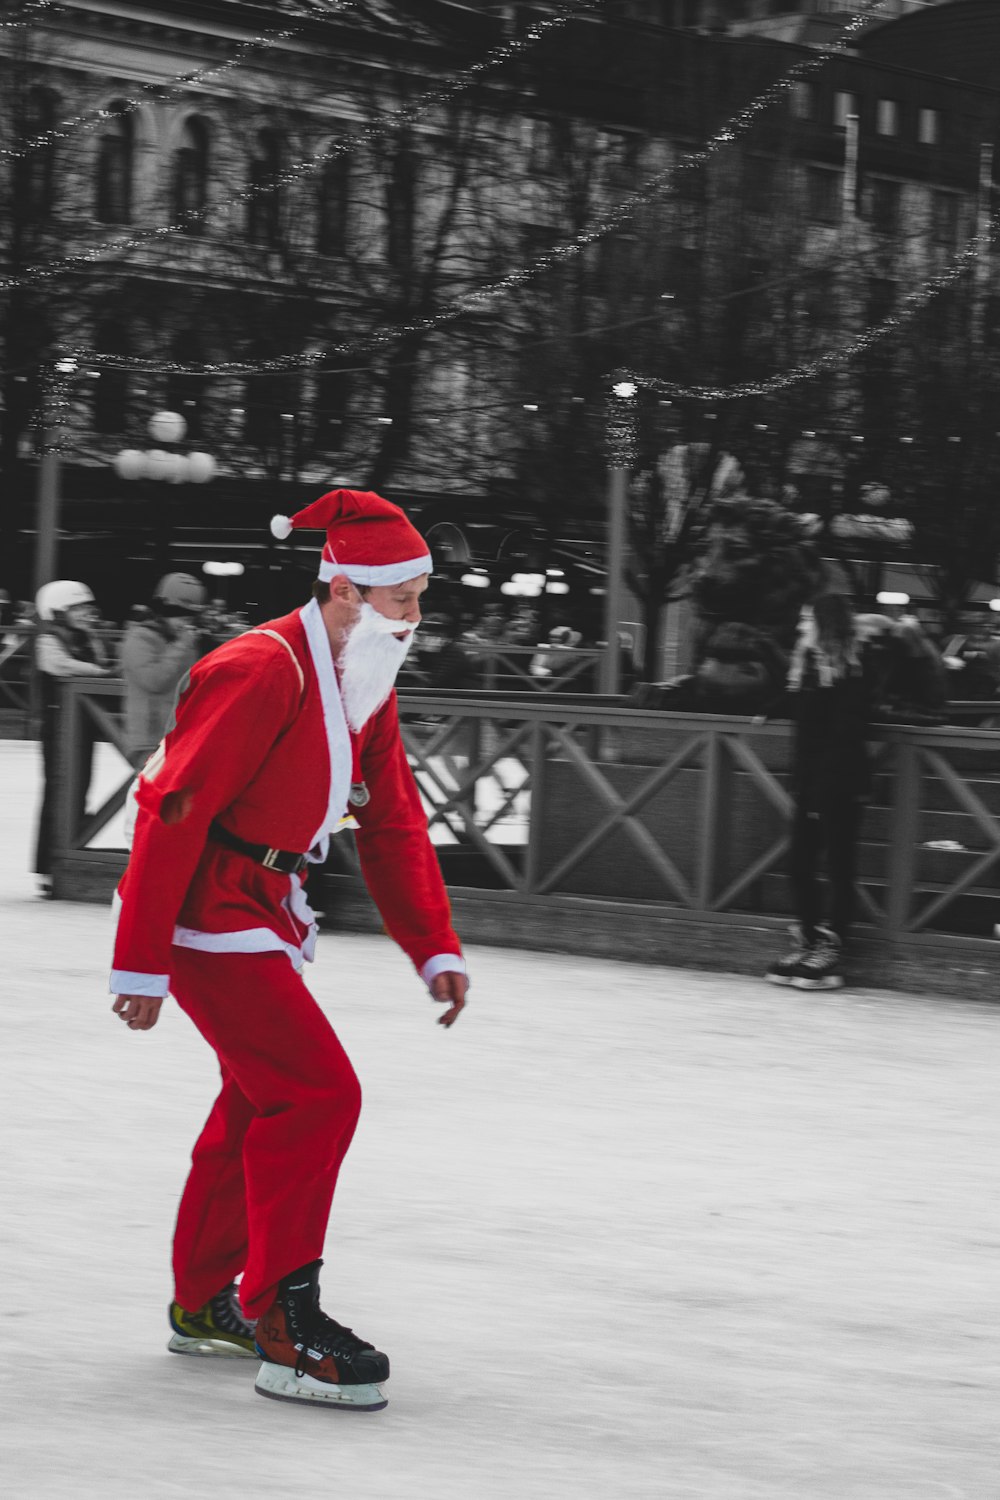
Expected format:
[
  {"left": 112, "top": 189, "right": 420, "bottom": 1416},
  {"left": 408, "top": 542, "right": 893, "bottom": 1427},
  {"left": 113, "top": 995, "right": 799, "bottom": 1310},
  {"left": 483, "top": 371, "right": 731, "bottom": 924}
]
[
  {"left": 210, "top": 1284, "right": 256, "bottom": 1336},
  {"left": 294, "top": 1310, "right": 375, "bottom": 1377}
]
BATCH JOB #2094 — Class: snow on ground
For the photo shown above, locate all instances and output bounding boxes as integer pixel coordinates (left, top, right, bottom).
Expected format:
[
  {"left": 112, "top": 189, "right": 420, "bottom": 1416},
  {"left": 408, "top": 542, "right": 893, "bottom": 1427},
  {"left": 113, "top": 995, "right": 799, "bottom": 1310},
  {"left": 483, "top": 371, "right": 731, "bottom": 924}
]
[{"left": 2, "top": 738, "right": 999, "bottom": 1499}]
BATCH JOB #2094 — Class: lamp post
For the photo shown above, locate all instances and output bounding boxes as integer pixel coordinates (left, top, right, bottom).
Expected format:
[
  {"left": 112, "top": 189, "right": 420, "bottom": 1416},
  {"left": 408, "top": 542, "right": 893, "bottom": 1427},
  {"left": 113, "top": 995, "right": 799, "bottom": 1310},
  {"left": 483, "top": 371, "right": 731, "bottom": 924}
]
[
  {"left": 601, "top": 379, "right": 638, "bottom": 695},
  {"left": 114, "top": 411, "right": 217, "bottom": 574}
]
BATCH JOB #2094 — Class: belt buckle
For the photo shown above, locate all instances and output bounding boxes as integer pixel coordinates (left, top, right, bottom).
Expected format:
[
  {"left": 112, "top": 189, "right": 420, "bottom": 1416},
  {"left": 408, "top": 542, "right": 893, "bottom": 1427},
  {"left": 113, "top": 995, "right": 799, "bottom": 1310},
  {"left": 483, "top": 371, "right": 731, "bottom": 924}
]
[{"left": 262, "top": 847, "right": 282, "bottom": 870}]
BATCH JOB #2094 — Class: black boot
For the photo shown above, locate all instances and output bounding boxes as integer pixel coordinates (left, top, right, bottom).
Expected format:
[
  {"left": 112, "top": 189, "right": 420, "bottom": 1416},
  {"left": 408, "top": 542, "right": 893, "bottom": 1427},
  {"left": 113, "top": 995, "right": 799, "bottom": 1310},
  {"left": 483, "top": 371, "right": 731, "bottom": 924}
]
[{"left": 255, "top": 1259, "right": 389, "bottom": 1410}]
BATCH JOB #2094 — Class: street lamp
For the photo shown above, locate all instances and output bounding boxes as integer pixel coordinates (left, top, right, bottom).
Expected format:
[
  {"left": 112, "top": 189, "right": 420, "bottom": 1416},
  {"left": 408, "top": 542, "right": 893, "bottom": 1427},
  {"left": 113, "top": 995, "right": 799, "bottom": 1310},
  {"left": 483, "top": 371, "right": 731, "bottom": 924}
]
[
  {"left": 113, "top": 410, "right": 218, "bottom": 487},
  {"left": 113, "top": 411, "right": 218, "bottom": 572}
]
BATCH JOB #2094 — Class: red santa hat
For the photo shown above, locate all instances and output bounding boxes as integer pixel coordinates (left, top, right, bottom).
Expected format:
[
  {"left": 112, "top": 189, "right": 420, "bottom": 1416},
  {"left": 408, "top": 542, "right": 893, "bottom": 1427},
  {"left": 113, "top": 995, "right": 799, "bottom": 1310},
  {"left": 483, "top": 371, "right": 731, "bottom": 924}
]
[{"left": 270, "top": 488, "right": 432, "bottom": 587}]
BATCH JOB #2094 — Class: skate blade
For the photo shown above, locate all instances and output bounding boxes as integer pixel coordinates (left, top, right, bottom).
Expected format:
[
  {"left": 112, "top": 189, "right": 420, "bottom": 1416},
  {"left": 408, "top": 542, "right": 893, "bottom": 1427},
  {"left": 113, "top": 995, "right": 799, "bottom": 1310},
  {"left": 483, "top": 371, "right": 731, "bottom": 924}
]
[
  {"left": 254, "top": 1361, "right": 387, "bottom": 1411},
  {"left": 168, "top": 1332, "right": 258, "bottom": 1359},
  {"left": 789, "top": 976, "right": 845, "bottom": 990}
]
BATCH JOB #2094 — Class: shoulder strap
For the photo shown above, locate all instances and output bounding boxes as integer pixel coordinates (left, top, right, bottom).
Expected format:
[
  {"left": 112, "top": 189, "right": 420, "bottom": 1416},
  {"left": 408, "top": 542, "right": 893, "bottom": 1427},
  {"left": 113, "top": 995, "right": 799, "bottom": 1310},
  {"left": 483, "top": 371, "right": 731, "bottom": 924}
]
[{"left": 250, "top": 628, "right": 306, "bottom": 697}]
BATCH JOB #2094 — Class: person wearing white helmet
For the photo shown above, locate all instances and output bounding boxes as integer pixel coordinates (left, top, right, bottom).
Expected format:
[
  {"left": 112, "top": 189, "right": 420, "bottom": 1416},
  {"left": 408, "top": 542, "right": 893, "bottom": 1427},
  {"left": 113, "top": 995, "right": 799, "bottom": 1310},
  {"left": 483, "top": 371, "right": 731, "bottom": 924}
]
[
  {"left": 33, "top": 580, "right": 112, "bottom": 895},
  {"left": 119, "top": 573, "right": 211, "bottom": 765}
]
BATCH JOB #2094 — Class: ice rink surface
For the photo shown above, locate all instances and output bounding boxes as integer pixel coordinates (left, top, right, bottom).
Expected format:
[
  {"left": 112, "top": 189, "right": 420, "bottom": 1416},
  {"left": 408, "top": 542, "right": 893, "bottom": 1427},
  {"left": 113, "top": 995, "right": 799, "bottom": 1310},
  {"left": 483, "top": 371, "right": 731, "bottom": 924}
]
[{"left": 2, "top": 738, "right": 998, "bottom": 1500}]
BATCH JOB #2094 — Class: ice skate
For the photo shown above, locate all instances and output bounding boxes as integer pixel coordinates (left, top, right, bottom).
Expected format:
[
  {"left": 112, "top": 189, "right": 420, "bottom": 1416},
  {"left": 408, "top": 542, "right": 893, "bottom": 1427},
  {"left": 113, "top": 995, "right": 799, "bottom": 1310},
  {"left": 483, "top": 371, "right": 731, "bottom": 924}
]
[
  {"left": 789, "top": 926, "right": 844, "bottom": 990},
  {"left": 168, "top": 1282, "right": 258, "bottom": 1358},
  {"left": 765, "top": 924, "right": 813, "bottom": 986},
  {"left": 254, "top": 1259, "right": 389, "bottom": 1411}
]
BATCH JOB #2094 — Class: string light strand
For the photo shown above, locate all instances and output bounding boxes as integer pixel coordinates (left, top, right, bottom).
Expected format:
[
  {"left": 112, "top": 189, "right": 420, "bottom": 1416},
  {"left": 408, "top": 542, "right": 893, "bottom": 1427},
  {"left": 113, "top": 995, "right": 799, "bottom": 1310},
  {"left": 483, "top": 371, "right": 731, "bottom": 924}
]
[
  {"left": 0, "top": 0, "right": 603, "bottom": 291},
  {"left": 1, "top": 20, "right": 308, "bottom": 158},
  {"left": 45, "top": 0, "right": 891, "bottom": 368},
  {"left": 0, "top": 0, "right": 60, "bottom": 30},
  {"left": 616, "top": 212, "right": 1000, "bottom": 402}
]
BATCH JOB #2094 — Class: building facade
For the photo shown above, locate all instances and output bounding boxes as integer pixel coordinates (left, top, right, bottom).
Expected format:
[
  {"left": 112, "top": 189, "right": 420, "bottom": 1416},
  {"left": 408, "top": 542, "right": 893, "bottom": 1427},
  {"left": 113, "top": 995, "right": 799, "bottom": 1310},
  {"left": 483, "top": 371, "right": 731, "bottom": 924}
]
[{"left": 2, "top": 0, "right": 999, "bottom": 619}]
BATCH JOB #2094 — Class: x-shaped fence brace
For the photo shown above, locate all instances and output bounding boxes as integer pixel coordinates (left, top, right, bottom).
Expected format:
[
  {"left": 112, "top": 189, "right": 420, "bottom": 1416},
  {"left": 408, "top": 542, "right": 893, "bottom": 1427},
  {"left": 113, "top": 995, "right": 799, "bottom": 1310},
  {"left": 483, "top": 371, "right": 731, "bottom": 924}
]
[{"left": 54, "top": 682, "right": 1000, "bottom": 940}]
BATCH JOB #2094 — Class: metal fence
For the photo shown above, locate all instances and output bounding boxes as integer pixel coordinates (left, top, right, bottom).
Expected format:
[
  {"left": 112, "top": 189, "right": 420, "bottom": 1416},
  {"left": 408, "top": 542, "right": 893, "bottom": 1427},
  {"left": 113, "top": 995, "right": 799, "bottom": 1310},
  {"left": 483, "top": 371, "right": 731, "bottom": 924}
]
[{"left": 48, "top": 678, "right": 1000, "bottom": 948}]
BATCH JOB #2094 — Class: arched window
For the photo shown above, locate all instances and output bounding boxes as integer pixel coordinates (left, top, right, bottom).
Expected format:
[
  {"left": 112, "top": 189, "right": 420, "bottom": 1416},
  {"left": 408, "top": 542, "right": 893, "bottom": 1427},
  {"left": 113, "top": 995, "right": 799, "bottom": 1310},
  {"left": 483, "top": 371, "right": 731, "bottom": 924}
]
[
  {"left": 165, "top": 330, "right": 207, "bottom": 440},
  {"left": 93, "top": 321, "right": 130, "bottom": 434},
  {"left": 247, "top": 129, "right": 283, "bottom": 247},
  {"left": 172, "top": 117, "right": 209, "bottom": 232},
  {"left": 14, "top": 88, "right": 58, "bottom": 220},
  {"left": 316, "top": 152, "right": 350, "bottom": 256},
  {"left": 96, "top": 107, "right": 133, "bottom": 224}
]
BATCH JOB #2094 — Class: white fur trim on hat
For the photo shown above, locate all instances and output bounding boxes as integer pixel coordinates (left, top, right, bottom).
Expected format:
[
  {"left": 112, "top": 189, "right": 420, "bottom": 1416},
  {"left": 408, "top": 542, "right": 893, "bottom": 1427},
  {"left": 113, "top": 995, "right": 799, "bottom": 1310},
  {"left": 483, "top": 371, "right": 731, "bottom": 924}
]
[
  {"left": 270, "top": 514, "right": 293, "bottom": 540},
  {"left": 318, "top": 553, "right": 432, "bottom": 587}
]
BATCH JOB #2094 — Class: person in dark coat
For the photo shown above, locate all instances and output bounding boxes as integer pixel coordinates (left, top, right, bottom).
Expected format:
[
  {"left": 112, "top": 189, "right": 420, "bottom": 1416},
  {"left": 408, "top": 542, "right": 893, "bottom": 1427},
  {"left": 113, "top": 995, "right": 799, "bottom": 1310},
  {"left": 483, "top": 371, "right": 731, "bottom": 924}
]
[
  {"left": 32, "top": 580, "right": 112, "bottom": 894},
  {"left": 764, "top": 593, "right": 878, "bottom": 990}
]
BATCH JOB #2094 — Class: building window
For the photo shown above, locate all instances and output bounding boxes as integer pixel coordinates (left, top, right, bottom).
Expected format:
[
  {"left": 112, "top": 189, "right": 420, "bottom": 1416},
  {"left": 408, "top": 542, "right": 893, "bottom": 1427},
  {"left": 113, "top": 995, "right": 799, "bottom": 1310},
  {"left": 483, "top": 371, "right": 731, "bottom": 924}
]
[
  {"left": 806, "top": 166, "right": 841, "bottom": 224},
  {"left": 743, "top": 155, "right": 775, "bottom": 213},
  {"left": 833, "top": 92, "right": 858, "bottom": 130},
  {"left": 386, "top": 136, "right": 417, "bottom": 272},
  {"left": 867, "top": 277, "right": 895, "bottom": 322},
  {"left": 247, "top": 129, "right": 283, "bottom": 247},
  {"left": 868, "top": 177, "right": 901, "bottom": 235},
  {"left": 918, "top": 108, "right": 940, "bottom": 147},
  {"left": 165, "top": 331, "right": 206, "bottom": 441},
  {"left": 316, "top": 153, "right": 350, "bottom": 256},
  {"left": 96, "top": 108, "right": 133, "bottom": 224},
  {"left": 313, "top": 359, "right": 351, "bottom": 451},
  {"left": 790, "top": 82, "right": 818, "bottom": 121},
  {"left": 93, "top": 321, "right": 130, "bottom": 434},
  {"left": 172, "top": 118, "right": 209, "bottom": 233},
  {"left": 876, "top": 98, "right": 900, "bottom": 137},
  {"left": 15, "top": 87, "right": 57, "bottom": 219},
  {"left": 931, "top": 190, "right": 960, "bottom": 247}
]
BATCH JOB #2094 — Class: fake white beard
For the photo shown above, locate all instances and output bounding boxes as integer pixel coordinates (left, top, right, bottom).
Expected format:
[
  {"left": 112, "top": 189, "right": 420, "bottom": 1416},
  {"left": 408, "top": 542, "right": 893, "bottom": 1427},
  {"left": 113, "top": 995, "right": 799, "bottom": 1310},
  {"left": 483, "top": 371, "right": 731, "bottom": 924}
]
[{"left": 338, "top": 601, "right": 417, "bottom": 731}]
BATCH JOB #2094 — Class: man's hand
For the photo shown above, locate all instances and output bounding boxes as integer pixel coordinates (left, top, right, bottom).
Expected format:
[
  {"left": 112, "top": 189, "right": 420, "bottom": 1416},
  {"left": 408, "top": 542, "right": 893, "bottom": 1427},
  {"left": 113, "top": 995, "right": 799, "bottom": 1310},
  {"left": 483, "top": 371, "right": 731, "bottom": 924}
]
[
  {"left": 429, "top": 971, "right": 468, "bottom": 1028},
  {"left": 111, "top": 994, "right": 164, "bottom": 1031}
]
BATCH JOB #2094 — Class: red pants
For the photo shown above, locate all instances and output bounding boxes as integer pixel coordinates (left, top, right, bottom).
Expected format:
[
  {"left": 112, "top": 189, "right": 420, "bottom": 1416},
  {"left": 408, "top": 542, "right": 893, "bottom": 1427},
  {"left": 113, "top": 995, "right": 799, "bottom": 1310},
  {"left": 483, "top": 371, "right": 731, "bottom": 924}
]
[{"left": 168, "top": 948, "right": 362, "bottom": 1320}]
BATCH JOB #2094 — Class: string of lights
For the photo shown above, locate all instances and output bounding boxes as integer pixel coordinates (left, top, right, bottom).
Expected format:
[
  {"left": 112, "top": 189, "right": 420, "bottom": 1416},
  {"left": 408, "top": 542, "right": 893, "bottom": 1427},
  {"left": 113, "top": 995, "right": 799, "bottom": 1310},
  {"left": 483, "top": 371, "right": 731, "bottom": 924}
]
[
  {"left": 40, "top": 0, "right": 894, "bottom": 374},
  {"left": 0, "top": 18, "right": 311, "bottom": 158},
  {"left": 0, "top": 0, "right": 603, "bottom": 292},
  {"left": 0, "top": 0, "right": 60, "bottom": 29},
  {"left": 616, "top": 209, "right": 1000, "bottom": 403},
  {"left": 11, "top": 0, "right": 980, "bottom": 420}
]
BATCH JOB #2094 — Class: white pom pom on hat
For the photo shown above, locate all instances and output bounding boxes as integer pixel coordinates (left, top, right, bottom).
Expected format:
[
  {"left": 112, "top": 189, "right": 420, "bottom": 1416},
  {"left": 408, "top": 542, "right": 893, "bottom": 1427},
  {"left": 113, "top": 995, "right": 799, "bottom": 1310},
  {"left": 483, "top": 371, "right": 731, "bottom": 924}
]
[{"left": 270, "top": 514, "right": 293, "bottom": 540}]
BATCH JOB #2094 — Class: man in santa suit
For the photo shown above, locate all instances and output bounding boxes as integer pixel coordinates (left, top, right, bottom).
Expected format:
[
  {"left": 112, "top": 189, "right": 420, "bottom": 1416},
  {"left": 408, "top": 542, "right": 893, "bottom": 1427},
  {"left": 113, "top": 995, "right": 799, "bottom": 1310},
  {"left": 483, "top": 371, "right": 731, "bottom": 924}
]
[{"left": 110, "top": 489, "right": 468, "bottom": 1412}]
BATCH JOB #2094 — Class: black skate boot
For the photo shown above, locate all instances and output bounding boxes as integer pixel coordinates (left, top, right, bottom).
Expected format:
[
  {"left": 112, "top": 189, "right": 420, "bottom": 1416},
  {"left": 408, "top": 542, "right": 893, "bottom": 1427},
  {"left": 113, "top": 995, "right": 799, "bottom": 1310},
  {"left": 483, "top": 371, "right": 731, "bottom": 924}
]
[
  {"left": 254, "top": 1259, "right": 389, "bottom": 1411},
  {"left": 765, "top": 924, "right": 813, "bottom": 986},
  {"left": 789, "top": 925, "right": 844, "bottom": 990},
  {"left": 168, "top": 1282, "right": 258, "bottom": 1358}
]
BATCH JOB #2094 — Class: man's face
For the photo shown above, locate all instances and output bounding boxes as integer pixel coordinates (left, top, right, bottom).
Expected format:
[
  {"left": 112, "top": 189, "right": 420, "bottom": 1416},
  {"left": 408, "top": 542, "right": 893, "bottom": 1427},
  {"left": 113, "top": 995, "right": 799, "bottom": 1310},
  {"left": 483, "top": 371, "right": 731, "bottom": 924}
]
[
  {"left": 363, "top": 575, "right": 428, "bottom": 639},
  {"left": 336, "top": 573, "right": 429, "bottom": 732}
]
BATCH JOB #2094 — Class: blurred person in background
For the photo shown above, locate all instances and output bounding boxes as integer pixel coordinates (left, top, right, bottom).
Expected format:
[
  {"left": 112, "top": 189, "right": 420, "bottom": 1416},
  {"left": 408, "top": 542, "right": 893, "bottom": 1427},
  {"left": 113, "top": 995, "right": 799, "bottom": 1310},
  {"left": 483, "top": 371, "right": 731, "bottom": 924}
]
[
  {"left": 762, "top": 593, "right": 879, "bottom": 991},
  {"left": 32, "top": 580, "right": 112, "bottom": 896},
  {"left": 119, "top": 573, "right": 211, "bottom": 766},
  {"left": 530, "top": 624, "right": 583, "bottom": 684},
  {"left": 414, "top": 611, "right": 475, "bottom": 690}
]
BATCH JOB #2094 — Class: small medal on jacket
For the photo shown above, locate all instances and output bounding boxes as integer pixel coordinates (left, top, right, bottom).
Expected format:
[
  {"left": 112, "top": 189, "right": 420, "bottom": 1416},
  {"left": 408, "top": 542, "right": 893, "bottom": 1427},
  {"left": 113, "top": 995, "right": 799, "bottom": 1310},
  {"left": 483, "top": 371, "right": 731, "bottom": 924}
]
[{"left": 348, "top": 781, "right": 371, "bottom": 807}]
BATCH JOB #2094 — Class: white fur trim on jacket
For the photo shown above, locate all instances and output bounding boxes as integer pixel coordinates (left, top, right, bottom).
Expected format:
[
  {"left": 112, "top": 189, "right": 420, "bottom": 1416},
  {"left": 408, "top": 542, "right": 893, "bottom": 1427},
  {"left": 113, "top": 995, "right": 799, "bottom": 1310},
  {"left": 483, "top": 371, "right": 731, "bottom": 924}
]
[
  {"left": 173, "top": 925, "right": 309, "bottom": 971},
  {"left": 109, "top": 969, "right": 170, "bottom": 997},
  {"left": 318, "top": 553, "right": 432, "bottom": 587},
  {"left": 420, "top": 953, "right": 467, "bottom": 989},
  {"left": 299, "top": 598, "right": 354, "bottom": 842}
]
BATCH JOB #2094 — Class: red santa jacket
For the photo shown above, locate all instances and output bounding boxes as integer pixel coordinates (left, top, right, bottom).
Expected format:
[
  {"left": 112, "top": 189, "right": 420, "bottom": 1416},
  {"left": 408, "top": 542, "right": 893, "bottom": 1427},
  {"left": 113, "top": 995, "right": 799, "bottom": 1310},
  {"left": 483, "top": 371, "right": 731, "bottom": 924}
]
[{"left": 110, "top": 599, "right": 463, "bottom": 997}]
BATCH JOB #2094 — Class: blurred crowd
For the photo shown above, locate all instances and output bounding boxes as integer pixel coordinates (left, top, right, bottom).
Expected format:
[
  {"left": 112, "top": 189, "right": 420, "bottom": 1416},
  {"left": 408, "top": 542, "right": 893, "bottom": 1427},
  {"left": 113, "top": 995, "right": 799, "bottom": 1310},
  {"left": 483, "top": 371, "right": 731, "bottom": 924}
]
[{"left": 7, "top": 560, "right": 1000, "bottom": 902}]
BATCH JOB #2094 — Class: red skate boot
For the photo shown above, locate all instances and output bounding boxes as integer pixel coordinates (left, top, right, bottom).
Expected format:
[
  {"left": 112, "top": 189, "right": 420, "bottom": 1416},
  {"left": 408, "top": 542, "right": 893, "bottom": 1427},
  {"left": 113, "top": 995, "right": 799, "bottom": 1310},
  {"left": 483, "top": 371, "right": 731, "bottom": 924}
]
[{"left": 254, "top": 1260, "right": 389, "bottom": 1411}]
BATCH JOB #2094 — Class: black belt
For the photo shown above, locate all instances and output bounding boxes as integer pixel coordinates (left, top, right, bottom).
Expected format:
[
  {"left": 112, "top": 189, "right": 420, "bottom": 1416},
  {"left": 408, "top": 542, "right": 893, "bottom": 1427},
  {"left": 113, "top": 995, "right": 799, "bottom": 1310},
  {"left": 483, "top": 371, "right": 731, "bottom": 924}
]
[{"left": 210, "top": 821, "right": 310, "bottom": 875}]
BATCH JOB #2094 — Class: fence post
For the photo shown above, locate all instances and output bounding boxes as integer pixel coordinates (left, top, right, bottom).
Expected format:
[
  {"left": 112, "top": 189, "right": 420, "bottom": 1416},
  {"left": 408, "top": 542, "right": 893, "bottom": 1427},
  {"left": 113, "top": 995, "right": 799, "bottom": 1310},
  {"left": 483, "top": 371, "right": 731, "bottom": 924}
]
[
  {"left": 522, "top": 718, "right": 547, "bottom": 895},
  {"left": 696, "top": 727, "right": 724, "bottom": 911},
  {"left": 886, "top": 737, "right": 920, "bottom": 937}
]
